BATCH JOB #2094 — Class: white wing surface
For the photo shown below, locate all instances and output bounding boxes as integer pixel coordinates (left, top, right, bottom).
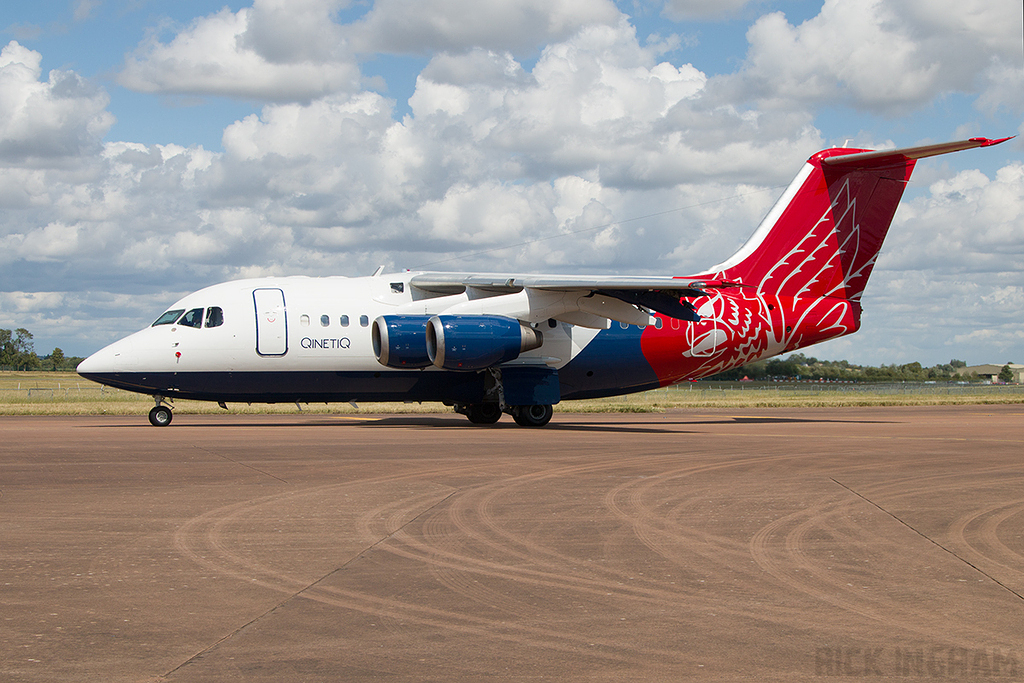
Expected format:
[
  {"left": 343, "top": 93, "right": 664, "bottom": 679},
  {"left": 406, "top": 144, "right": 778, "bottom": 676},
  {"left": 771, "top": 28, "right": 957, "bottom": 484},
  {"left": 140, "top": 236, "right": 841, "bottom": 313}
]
[{"left": 404, "top": 272, "right": 741, "bottom": 328}]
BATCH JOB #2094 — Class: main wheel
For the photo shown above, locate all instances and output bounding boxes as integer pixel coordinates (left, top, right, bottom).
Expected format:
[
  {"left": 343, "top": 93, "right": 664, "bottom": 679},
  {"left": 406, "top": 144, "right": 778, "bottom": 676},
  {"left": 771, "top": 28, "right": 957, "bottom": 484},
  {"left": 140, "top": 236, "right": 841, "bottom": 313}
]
[
  {"left": 466, "top": 403, "right": 501, "bottom": 423},
  {"left": 511, "top": 404, "right": 553, "bottom": 427},
  {"left": 466, "top": 403, "right": 502, "bottom": 424},
  {"left": 149, "top": 405, "right": 173, "bottom": 427}
]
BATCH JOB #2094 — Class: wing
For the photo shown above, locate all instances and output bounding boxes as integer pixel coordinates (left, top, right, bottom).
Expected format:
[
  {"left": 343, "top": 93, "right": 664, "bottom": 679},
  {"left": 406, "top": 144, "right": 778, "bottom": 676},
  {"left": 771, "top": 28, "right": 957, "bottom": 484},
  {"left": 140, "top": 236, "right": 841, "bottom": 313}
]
[{"left": 406, "top": 271, "right": 742, "bottom": 328}]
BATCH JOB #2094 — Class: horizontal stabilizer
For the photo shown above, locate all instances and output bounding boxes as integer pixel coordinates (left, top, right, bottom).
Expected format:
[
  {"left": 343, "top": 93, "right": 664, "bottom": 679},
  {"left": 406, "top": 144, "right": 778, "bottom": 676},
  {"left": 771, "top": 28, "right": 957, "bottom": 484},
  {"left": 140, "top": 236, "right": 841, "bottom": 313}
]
[{"left": 821, "top": 137, "right": 1013, "bottom": 169}]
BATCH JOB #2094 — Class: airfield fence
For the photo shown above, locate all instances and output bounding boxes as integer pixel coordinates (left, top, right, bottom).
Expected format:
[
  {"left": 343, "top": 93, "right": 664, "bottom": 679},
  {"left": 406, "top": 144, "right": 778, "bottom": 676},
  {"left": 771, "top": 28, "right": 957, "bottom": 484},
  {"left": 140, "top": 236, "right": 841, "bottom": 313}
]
[
  {"left": 0, "top": 381, "right": 141, "bottom": 402},
  {"left": 645, "top": 381, "right": 1024, "bottom": 398}
]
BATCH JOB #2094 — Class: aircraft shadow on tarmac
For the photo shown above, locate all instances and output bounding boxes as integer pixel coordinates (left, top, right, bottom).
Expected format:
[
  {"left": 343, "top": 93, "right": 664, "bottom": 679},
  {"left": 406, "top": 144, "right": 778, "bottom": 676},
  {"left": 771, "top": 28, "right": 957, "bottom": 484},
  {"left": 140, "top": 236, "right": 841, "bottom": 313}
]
[
  {"left": 354, "top": 415, "right": 688, "bottom": 434},
  {"left": 88, "top": 414, "right": 894, "bottom": 432},
  {"left": 89, "top": 416, "right": 684, "bottom": 434},
  {"left": 342, "top": 414, "right": 898, "bottom": 431},
  {"left": 696, "top": 416, "right": 897, "bottom": 425}
]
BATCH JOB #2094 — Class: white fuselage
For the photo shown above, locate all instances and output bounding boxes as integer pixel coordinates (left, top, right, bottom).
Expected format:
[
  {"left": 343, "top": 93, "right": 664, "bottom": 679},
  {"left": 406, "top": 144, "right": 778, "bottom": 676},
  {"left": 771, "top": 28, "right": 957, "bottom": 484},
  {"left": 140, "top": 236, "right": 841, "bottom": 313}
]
[{"left": 77, "top": 274, "right": 622, "bottom": 405}]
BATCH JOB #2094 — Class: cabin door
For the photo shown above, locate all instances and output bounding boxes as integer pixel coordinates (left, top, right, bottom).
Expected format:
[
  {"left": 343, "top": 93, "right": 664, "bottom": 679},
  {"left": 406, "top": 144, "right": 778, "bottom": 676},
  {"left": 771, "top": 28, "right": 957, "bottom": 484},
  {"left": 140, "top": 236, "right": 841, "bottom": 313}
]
[{"left": 253, "top": 288, "right": 288, "bottom": 356}]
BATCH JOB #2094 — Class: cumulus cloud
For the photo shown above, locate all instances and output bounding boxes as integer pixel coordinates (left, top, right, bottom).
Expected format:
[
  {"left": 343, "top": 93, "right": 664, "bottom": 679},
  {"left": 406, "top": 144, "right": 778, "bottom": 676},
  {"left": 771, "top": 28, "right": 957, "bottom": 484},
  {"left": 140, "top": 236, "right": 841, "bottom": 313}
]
[
  {"left": 0, "top": 291, "right": 66, "bottom": 313},
  {"left": 239, "top": 0, "right": 350, "bottom": 63},
  {"left": 662, "top": 0, "right": 755, "bottom": 21},
  {"left": 0, "top": 41, "right": 114, "bottom": 162},
  {"left": 347, "top": 0, "right": 622, "bottom": 55},
  {"left": 401, "top": 21, "right": 821, "bottom": 191},
  {"left": 193, "top": 18, "right": 819, "bottom": 277},
  {"left": 885, "top": 163, "right": 1024, "bottom": 274},
  {"left": 712, "top": 0, "right": 1024, "bottom": 115},
  {"left": 118, "top": 0, "right": 361, "bottom": 102}
]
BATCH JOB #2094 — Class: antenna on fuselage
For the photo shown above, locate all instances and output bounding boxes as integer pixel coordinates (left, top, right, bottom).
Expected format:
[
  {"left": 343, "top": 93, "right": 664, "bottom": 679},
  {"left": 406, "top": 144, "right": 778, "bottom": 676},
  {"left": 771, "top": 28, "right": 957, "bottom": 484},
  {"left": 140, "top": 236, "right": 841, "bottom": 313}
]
[{"left": 371, "top": 265, "right": 385, "bottom": 276}]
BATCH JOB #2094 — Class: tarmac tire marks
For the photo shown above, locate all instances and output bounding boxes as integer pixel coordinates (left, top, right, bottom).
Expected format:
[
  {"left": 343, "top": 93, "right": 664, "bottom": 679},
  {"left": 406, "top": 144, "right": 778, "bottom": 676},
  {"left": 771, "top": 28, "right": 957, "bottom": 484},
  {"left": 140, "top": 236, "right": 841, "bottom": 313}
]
[
  {"left": 747, "top": 465, "right": 1024, "bottom": 649},
  {"left": 163, "top": 411, "right": 1024, "bottom": 677},
  {"left": 9, "top": 411, "right": 1024, "bottom": 681},
  {"left": 171, "top": 459, "right": 698, "bottom": 671},
  {"left": 949, "top": 500, "right": 1024, "bottom": 582},
  {"left": 833, "top": 463, "right": 1024, "bottom": 597}
]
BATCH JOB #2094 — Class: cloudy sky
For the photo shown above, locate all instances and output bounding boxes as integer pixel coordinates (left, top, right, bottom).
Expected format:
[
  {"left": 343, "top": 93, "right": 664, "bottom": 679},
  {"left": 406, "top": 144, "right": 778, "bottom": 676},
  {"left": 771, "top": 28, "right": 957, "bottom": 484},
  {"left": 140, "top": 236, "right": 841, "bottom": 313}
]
[{"left": 1, "top": 0, "right": 1022, "bottom": 366}]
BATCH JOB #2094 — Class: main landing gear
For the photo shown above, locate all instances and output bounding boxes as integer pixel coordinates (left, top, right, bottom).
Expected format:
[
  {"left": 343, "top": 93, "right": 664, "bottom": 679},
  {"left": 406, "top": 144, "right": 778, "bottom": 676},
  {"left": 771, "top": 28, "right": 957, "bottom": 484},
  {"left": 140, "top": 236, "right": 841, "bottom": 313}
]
[
  {"left": 510, "top": 404, "right": 554, "bottom": 427},
  {"left": 456, "top": 403, "right": 554, "bottom": 427},
  {"left": 466, "top": 403, "right": 502, "bottom": 424}
]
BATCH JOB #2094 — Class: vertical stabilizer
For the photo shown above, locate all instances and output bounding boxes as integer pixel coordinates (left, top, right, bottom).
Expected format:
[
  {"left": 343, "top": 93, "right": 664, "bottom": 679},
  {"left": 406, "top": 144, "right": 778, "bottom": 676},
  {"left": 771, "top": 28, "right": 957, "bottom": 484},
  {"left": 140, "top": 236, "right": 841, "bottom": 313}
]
[{"left": 707, "top": 137, "right": 1011, "bottom": 302}]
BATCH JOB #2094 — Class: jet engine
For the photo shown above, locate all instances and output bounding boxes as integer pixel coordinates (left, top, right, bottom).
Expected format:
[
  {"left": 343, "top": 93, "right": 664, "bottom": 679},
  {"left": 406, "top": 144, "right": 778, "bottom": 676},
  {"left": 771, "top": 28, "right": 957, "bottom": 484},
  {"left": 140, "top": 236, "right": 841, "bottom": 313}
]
[
  {"left": 371, "top": 315, "right": 433, "bottom": 368},
  {"left": 426, "top": 315, "right": 543, "bottom": 370}
]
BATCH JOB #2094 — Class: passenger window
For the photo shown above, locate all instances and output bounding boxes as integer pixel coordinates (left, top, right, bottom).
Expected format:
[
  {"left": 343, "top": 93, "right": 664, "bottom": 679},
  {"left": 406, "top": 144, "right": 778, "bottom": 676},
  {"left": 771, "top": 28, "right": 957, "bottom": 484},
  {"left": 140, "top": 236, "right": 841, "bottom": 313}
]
[
  {"left": 340, "top": 315, "right": 349, "bottom": 327},
  {"left": 654, "top": 318, "right": 663, "bottom": 329},
  {"left": 390, "top": 282, "right": 404, "bottom": 294},
  {"left": 619, "top": 321, "right": 629, "bottom": 329},
  {"left": 300, "top": 315, "right": 310, "bottom": 327},
  {"left": 153, "top": 309, "right": 185, "bottom": 326},
  {"left": 359, "top": 315, "right": 369, "bottom": 327},
  {"left": 179, "top": 308, "right": 203, "bottom": 328},
  {"left": 321, "top": 315, "right": 330, "bottom": 327},
  {"left": 205, "top": 307, "right": 224, "bottom": 328}
]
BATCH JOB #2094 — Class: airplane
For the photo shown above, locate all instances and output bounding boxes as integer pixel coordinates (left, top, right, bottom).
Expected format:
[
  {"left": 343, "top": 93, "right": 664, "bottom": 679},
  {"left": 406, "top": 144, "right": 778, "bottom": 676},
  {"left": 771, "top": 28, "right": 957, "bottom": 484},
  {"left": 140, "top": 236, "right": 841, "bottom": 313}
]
[{"left": 77, "top": 136, "right": 1011, "bottom": 427}]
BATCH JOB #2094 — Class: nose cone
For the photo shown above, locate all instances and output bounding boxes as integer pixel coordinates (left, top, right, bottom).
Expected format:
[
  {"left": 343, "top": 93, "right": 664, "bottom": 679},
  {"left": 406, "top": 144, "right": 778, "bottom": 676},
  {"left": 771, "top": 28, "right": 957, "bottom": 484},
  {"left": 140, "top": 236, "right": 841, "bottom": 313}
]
[{"left": 77, "top": 336, "right": 138, "bottom": 377}]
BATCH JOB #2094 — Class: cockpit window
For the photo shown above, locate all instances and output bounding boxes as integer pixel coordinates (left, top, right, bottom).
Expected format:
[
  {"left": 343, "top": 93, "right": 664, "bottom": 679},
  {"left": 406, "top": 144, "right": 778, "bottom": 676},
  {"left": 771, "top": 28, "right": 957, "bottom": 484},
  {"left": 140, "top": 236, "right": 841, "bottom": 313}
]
[
  {"left": 205, "top": 307, "right": 224, "bottom": 328},
  {"left": 178, "top": 308, "right": 204, "bottom": 328},
  {"left": 153, "top": 309, "right": 185, "bottom": 326}
]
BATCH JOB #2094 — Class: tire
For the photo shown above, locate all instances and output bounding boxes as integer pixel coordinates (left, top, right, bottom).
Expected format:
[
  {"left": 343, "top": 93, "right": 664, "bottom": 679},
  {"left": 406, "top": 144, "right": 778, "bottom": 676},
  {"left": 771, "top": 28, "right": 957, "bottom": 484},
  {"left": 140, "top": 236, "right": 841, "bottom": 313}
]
[
  {"left": 511, "top": 404, "right": 553, "bottom": 427},
  {"left": 466, "top": 403, "right": 502, "bottom": 424},
  {"left": 149, "top": 405, "right": 173, "bottom": 427}
]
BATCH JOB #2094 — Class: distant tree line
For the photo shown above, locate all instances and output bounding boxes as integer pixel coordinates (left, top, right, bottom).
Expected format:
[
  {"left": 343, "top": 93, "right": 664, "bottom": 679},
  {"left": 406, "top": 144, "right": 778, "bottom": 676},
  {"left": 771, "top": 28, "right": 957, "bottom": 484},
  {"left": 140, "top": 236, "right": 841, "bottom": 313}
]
[
  {"left": 0, "top": 328, "right": 85, "bottom": 371},
  {"left": 708, "top": 353, "right": 979, "bottom": 382}
]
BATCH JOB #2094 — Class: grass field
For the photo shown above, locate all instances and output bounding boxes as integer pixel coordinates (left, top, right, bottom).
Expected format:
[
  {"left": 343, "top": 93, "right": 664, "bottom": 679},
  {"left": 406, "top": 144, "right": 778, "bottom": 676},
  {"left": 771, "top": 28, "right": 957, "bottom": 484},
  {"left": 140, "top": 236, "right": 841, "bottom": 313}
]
[{"left": 3, "top": 371, "right": 1024, "bottom": 417}]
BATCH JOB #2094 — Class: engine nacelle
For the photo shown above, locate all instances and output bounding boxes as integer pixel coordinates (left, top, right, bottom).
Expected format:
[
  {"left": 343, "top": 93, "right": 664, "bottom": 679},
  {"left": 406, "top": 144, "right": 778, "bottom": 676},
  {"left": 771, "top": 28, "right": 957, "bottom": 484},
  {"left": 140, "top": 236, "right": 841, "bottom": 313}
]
[
  {"left": 371, "top": 315, "right": 433, "bottom": 368},
  {"left": 426, "top": 315, "right": 543, "bottom": 371}
]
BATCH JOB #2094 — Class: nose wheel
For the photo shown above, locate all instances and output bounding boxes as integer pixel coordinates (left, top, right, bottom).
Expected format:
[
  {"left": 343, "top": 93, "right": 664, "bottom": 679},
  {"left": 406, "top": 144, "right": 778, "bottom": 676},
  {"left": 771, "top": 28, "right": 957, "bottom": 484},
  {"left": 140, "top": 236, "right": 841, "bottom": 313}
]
[{"left": 149, "top": 404, "right": 173, "bottom": 427}]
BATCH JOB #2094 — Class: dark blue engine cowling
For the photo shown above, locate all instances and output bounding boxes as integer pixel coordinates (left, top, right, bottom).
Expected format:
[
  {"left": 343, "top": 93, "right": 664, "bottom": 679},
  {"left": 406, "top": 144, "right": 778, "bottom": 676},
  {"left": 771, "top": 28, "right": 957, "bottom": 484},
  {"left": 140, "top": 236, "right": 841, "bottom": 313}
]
[
  {"left": 426, "top": 315, "right": 543, "bottom": 371},
  {"left": 372, "top": 315, "right": 433, "bottom": 368}
]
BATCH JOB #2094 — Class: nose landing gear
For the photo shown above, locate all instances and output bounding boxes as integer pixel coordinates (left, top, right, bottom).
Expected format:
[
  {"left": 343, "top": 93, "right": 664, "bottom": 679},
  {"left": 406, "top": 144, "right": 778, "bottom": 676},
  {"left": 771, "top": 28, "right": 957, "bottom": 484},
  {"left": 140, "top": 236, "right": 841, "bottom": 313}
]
[{"left": 149, "top": 398, "right": 173, "bottom": 426}]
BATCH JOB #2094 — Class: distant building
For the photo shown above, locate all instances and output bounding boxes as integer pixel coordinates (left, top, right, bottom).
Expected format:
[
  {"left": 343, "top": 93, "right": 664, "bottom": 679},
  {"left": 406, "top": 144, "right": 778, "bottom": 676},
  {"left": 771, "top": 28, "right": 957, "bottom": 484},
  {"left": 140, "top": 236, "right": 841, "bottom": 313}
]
[{"left": 957, "top": 364, "right": 1024, "bottom": 383}]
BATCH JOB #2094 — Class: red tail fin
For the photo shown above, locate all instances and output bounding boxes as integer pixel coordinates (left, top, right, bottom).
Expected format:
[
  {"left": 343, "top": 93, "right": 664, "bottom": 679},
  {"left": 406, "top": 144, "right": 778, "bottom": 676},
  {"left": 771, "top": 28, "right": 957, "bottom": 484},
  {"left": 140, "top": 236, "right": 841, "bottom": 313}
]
[{"left": 708, "top": 137, "right": 1012, "bottom": 301}]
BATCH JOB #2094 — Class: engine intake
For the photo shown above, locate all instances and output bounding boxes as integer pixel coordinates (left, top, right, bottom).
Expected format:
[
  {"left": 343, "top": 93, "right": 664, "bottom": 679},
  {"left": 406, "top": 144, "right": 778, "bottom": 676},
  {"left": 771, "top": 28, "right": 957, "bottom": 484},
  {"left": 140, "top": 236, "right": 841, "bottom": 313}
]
[
  {"left": 426, "top": 315, "right": 543, "bottom": 371},
  {"left": 372, "top": 315, "right": 433, "bottom": 368}
]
